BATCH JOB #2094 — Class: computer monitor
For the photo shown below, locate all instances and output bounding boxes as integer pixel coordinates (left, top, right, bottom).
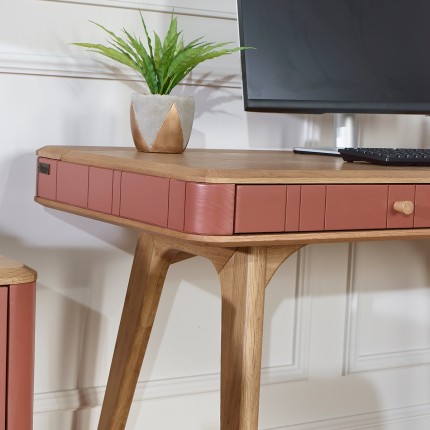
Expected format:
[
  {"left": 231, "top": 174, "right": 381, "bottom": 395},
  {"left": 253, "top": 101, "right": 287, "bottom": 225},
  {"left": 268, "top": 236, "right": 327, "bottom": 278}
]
[{"left": 237, "top": 0, "right": 430, "bottom": 151}]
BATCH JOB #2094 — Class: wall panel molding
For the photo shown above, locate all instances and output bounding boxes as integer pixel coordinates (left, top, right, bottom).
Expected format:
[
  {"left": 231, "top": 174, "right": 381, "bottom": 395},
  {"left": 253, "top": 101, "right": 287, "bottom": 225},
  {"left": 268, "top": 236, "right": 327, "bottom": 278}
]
[
  {"left": 41, "top": 0, "right": 237, "bottom": 19},
  {"left": 0, "top": 51, "right": 242, "bottom": 88},
  {"left": 34, "top": 363, "right": 306, "bottom": 415},
  {"left": 34, "top": 249, "right": 310, "bottom": 415},
  {"left": 265, "top": 402, "right": 430, "bottom": 430},
  {"left": 344, "top": 243, "right": 430, "bottom": 374}
]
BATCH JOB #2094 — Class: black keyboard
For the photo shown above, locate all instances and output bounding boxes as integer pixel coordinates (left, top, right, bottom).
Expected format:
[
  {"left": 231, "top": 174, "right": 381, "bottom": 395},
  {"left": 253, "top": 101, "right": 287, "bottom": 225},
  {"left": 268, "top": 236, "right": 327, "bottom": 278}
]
[{"left": 339, "top": 148, "right": 430, "bottom": 166}]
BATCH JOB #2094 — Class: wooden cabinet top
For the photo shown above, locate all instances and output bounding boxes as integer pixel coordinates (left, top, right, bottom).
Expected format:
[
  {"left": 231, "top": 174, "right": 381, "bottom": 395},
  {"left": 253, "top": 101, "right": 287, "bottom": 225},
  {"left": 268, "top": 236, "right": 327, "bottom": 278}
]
[{"left": 37, "top": 146, "right": 430, "bottom": 184}]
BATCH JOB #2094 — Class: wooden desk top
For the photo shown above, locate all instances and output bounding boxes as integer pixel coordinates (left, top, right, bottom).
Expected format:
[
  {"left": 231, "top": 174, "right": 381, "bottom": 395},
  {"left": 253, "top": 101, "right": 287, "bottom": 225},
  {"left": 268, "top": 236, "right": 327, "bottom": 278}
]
[{"left": 37, "top": 146, "right": 430, "bottom": 184}]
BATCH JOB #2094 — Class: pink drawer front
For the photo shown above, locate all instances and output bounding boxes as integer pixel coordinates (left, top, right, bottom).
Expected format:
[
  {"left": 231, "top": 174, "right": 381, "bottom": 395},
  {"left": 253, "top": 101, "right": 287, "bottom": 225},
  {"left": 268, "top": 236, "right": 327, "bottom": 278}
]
[
  {"left": 234, "top": 185, "right": 286, "bottom": 233},
  {"left": 88, "top": 167, "right": 114, "bottom": 214},
  {"left": 57, "top": 162, "right": 89, "bottom": 208},
  {"left": 120, "top": 172, "right": 169, "bottom": 227},
  {"left": 299, "top": 185, "right": 326, "bottom": 231},
  {"left": 285, "top": 185, "right": 300, "bottom": 232},
  {"left": 387, "top": 185, "right": 416, "bottom": 229},
  {"left": 414, "top": 185, "right": 430, "bottom": 227},
  {"left": 325, "top": 185, "right": 388, "bottom": 230},
  {"left": 168, "top": 179, "right": 186, "bottom": 231}
]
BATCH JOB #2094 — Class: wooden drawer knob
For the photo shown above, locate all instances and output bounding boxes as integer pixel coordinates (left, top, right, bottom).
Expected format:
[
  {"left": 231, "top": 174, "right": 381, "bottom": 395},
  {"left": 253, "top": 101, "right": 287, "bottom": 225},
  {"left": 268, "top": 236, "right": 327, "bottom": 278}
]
[{"left": 393, "top": 200, "right": 414, "bottom": 215}]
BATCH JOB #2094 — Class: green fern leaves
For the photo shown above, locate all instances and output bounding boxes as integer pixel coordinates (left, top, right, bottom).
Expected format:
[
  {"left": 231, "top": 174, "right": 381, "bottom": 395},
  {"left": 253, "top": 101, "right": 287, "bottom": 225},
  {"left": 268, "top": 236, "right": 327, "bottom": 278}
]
[{"left": 73, "top": 13, "right": 250, "bottom": 95}]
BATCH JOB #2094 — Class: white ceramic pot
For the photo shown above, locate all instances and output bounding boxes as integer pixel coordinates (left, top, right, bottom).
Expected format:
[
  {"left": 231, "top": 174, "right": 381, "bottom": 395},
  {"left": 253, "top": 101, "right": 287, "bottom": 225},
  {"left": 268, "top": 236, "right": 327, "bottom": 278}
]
[{"left": 130, "top": 94, "right": 195, "bottom": 153}]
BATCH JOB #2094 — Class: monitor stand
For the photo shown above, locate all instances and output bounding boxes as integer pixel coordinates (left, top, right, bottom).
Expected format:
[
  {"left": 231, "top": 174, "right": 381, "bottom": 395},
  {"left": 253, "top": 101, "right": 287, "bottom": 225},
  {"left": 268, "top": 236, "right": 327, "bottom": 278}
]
[{"left": 293, "top": 113, "right": 358, "bottom": 156}]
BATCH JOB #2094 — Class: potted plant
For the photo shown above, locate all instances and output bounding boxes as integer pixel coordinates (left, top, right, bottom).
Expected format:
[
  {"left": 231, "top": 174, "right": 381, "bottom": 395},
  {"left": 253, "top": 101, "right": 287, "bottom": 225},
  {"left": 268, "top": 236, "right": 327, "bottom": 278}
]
[{"left": 73, "top": 13, "right": 249, "bottom": 153}]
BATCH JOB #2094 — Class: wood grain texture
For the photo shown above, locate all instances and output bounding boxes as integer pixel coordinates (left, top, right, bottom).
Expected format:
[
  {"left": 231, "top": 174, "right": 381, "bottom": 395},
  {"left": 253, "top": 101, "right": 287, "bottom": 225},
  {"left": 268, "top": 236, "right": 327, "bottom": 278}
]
[
  {"left": 36, "top": 146, "right": 430, "bottom": 184},
  {"left": 96, "top": 232, "right": 302, "bottom": 430},
  {"left": 98, "top": 233, "right": 173, "bottom": 430},
  {"left": 218, "top": 247, "right": 267, "bottom": 430},
  {"left": 0, "top": 256, "right": 37, "bottom": 285},
  {"left": 216, "top": 244, "right": 302, "bottom": 430},
  {"left": 35, "top": 197, "right": 430, "bottom": 246},
  {"left": 265, "top": 245, "right": 304, "bottom": 285}
]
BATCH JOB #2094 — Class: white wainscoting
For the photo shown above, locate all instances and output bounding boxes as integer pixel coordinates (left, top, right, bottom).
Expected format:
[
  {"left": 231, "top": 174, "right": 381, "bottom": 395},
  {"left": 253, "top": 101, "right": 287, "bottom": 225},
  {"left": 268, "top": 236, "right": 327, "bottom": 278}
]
[
  {"left": 41, "top": 0, "right": 237, "bottom": 19},
  {"left": 0, "top": 51, "right": 242, "bottom": 88},
  {"left": 344, "top": 243, "right": 430, "bottom": 374}
]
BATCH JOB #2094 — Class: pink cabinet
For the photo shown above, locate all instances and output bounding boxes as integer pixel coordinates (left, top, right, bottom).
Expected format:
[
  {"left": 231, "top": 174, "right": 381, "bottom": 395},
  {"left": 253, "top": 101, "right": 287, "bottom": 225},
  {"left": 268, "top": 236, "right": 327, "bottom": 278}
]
[{"left": 0, "top": 262, "right": 36, "bottom": 430}]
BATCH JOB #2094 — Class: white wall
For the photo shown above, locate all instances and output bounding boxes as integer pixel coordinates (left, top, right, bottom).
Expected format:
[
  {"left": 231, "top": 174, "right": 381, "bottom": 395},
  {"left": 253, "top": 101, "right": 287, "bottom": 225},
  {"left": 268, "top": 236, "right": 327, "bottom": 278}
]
[{"left": 2, "top": 1, "right": 430, "bottom": 429}]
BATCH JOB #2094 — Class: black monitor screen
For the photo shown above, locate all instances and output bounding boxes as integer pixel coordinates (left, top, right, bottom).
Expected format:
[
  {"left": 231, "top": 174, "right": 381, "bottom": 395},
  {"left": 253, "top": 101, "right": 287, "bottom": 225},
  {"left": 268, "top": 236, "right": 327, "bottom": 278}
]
[{"left": 238, "top": 0, "right": 430, "bottom": 113}]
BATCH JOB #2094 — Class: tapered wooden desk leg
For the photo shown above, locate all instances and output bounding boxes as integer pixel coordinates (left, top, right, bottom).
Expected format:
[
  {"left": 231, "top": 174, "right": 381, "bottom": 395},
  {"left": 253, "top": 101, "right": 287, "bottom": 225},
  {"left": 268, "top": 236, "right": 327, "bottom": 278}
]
[
  {"left": 219, "top": 247, "right": 267, "bottom": 430},
  {"left": 98, "top": 233, "right": 172, "bottom": 430}
]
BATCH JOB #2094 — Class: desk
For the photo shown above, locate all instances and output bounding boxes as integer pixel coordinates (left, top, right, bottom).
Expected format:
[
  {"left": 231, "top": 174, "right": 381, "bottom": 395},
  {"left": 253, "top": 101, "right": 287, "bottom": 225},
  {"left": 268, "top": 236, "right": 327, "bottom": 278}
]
[{"left": 35, "top": 147, "right": 430, "bottom": 430}]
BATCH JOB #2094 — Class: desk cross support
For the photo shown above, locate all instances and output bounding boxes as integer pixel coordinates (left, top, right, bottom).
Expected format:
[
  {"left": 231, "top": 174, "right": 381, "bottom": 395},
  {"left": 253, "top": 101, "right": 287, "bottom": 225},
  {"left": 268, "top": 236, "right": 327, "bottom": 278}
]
[{"left": 97, "top": 231, "right": 302, "bottom": 430}]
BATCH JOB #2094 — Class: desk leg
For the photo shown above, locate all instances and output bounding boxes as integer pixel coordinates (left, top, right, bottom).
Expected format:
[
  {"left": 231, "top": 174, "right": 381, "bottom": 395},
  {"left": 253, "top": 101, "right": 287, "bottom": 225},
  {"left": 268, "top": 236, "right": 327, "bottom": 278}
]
[
  {"left": 219, "top": 247, "right": 267, "bottom": 430},
  {"left": 98, "top": 233, "right": 172, "bottom": 430}
]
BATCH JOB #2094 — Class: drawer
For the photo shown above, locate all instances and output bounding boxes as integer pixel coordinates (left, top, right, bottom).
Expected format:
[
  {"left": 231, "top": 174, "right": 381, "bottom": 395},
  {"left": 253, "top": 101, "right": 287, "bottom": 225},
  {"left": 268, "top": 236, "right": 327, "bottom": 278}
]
[
  {"left": 88, "top": 167, "right": 114, "bottom": 214},
  {"left": 168, "top": 179, "right": 186, "bottom": 232},
  {"left": 57, "top": 162, "right": 89, "bottom": 209},
  {"left": 299, "top": 185, "right": 326, "bottom": 231},
  {"left": 234, "top": 185, "right": 286, "bottom": 233},
  {"left": 414, "top": 185, "right": 430, "bottom": 227},
  {"left": 325, "top": 185, "right": 388, "bottom": 230},
  {"left": 387, "top": 185, "right": 415, "bottom": 229},
  {"left": 120, "top": 172, "right": 169, "bottom": 227}
]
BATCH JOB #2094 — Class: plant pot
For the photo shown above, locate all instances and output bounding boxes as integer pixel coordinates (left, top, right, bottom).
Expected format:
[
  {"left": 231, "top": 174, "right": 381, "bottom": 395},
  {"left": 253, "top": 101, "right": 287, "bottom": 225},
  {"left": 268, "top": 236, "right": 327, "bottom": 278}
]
[{"left": 130, "top": 94, "right": 195, "bottom": 153}]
